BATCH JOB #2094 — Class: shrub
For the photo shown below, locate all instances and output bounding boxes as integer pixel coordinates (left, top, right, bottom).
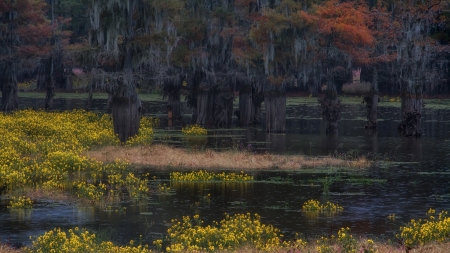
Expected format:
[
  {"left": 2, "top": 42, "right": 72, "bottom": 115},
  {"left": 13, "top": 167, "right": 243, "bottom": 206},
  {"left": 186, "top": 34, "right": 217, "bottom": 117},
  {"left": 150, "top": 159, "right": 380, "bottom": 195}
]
[
  {"left": 398, "top": 208, "right": 450, "bottom": 248},
  {"left": 181, "top": 125, "right": 207, "bottom": 136},
  {"left": 26, "top": 227, "right": 151, "bottom": 253},
  {"left": 157, "top": 213, "right": 287, "bottom": 252}
]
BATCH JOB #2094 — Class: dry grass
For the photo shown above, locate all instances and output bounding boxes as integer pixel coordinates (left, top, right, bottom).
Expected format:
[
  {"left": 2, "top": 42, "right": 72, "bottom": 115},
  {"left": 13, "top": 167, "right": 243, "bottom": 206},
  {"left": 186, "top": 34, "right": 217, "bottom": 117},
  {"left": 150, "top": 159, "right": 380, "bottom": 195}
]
[
  {"left": 170, "top": 242, "right": 450, "bottom": 253},
  {"left": 85, "top": 144, "right": 370, "bottom": 171},
  {"left": 0, "top": 244, "right": 22, "bottom": 253},
  {"left": 2, "top": 240, "right": 450, "bottom": 253}
]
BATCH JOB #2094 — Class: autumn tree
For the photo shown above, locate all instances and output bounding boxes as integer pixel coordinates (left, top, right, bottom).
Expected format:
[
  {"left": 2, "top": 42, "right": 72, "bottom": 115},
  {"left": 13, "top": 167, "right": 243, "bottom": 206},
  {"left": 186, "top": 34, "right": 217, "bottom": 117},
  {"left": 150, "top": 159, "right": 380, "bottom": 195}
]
[
  {"left": 302, "top": 0, "right": 374, "bottom": 134},
  {"left": 172, "top": 0, "right": 239, "bottom": 127},
  {"left": 0, "top": 0, "right": 52, "bottom": 111},
  {"left": 248, "top": 0, "right": 307, "bottom": 132}
]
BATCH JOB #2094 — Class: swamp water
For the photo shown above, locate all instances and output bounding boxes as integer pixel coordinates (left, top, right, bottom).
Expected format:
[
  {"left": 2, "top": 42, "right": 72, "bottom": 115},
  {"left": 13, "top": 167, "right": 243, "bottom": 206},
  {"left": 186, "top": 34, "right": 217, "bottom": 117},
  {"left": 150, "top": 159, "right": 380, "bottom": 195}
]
[{"left": 1, "top": 96, "right": 450, "bottom": 246}]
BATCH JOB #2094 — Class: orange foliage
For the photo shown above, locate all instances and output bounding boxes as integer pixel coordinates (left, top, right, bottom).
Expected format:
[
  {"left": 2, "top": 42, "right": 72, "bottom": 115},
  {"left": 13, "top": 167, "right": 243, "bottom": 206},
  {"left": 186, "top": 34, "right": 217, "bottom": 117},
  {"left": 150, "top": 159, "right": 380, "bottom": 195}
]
[{"left": 308, "top": 0, "right": 374, "bottom": 65}]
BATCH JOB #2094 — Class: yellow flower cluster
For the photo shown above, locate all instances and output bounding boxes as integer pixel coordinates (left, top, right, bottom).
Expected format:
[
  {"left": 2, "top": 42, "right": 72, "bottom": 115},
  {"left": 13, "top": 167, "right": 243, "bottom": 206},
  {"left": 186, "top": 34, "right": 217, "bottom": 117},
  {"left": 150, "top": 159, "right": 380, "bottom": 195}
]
[
  {"left": 182, "top": 125, "right": 207, "bottom": 135},
  {"left": 0, "top": 110, "right": 152, "bottom": 202},
  {"left": 158, "top": 213, "right": 288, "bottom": 252},
  {"left": 26, "top": 227, "right": 151, "bottom": 253},
  {"left": 170, "top": 170, "right": 253, "bottom": 182},
  {"left": 7, "top": 196, "right": 33, "bottom": 210},
  {"left": 302, "top": 199, "right": 344, "bottom": 212},
  {"left": 398, "top": 208, "right": 450, "bottom": 248}
]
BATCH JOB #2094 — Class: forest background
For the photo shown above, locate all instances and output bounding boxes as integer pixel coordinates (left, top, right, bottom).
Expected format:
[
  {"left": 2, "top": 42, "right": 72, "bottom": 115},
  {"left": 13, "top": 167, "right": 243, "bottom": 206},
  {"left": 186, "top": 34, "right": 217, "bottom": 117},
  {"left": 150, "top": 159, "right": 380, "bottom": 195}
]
[{"left": 1, "top": 0, "right": 450, "bottom": 142}]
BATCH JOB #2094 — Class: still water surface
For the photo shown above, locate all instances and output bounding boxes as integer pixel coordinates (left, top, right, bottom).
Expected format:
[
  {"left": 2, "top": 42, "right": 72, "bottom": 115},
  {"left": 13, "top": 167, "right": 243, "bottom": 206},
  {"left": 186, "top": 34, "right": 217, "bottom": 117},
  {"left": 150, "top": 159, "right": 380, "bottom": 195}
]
[{"left": 1, "top": 96, "right": 450, "bottom": 246}]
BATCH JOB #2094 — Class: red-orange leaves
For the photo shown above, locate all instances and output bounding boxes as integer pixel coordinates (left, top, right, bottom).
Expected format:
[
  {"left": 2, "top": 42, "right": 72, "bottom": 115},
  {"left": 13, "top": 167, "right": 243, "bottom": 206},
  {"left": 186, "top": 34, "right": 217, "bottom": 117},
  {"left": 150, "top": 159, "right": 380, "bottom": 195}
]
[
  {"left": 0, "top": 0, "right": 51, "bottom": 59},
  {"left": 311, "top": 0, "right": 374, "bottom": 64}
]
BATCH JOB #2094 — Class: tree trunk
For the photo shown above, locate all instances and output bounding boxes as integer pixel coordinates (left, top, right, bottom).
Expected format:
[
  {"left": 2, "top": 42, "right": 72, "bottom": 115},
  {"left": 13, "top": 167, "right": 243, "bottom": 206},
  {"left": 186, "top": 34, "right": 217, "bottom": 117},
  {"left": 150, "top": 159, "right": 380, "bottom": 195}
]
[
  {"left": 85, "top": 79, "right": 93, "bottom": 111},
  {"left": 265, "top": 90, "right": 286, "bottom": 133},
  {"left": 215, "top": 91, "right": 233, "bottom": 127},
  {"left": 195, "top": 90, "right": 215, "bottom": 126},
  {"left": 1, "top": 66, "right": 19, "bottom": 111},
  {"left": 239, "top": 85, "right": 263, "bottom": 126},
  {"left": 252, "top": 89, "right": 264, "bottom": 125},
  {"left": 167, "top": 85, "right": 181, "bottom": 122},
  {"left": 112, "top": 95, "right": 141, "bottom": 143},
  {"left": 308, "top": 81, "right": 319, "bottom": 97},
  {"left": 398, "top": 81, "right": 423, "bottom": 137},
  {"left": 319, "top": 82, "right": 341, "bottom": 134},
  {"left": 44, "top": 57, "right": 55, "bottom": 110},
  {"left": 239, "top": 85, "right": 254, "bottom": 126},
  {"left": 364, "top": 66, "right": 379, "bottom": 130},
  {"left": 112, "top": 11, "right": 141, "bottom": 143}
]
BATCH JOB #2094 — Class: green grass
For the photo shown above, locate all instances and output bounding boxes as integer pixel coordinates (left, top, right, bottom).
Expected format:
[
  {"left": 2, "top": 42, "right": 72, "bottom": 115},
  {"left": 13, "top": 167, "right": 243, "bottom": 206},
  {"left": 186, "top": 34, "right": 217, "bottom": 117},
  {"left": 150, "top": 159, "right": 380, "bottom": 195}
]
[
  {"left": 18, "top": 91, "right": 163, "bottom": 102},
  {"left": 19, "top": 91, "right": 450, "bottom": 112}
]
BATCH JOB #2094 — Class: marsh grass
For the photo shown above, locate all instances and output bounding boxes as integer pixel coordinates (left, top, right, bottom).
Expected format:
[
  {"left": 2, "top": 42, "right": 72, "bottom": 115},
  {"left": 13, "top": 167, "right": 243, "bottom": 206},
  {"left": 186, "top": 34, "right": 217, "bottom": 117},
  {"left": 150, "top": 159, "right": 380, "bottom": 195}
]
[{"left": 85, "top": 145, "right": 371, "bottom": 171}]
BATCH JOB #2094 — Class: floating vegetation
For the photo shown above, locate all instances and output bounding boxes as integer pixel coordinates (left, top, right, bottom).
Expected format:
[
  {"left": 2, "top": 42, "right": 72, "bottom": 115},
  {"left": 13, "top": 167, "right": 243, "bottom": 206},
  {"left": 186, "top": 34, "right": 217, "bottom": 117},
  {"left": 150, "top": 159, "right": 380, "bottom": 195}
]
[
  {"left": 388, "top": 214, "right": 396, "bottom": 221},
  {"left": 328, "top": 192, "right": 366, "bottom": 196},
  {"left": 182, "top": 125, "right": 207, "bottom": 135},
  {"left": 7, "top": 196, "right": 33, "bottom": 210},
  {"left": 265, "top": 201, "right": 290, "bottom": 210},
  {"left": 103, "top": 205, "right": 127, "bottom": 213},
  {"left": 263, "top": 176, "right": 295, "bottom": 185},
  {"left": 154, "top": 213, "right": 288, "bottom": 252},
  {"left": 27, "top": 227, "right": 151, "bottom": 253},
  {"left": 170, "top": 170, "right": 253, "bottom": 182},
  {"left": 302, "top": 199, "right": 343, "bottom": 212},
  {"left": 345, "top": 178, "right": 387, "bottom": 185},
  {"left": 397, "top": 208, "right": 450, "bottom": 249},
  {"left": 228, "top": 200, "right": 247, "bottom": 209}
]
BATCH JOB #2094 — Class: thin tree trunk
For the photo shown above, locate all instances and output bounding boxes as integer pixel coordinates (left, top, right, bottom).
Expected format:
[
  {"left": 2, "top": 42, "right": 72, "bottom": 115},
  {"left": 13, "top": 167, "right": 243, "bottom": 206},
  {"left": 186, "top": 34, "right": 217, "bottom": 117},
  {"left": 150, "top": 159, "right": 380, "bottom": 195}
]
[
  {"left": 85, "top": 79, "right": 93, "bottom": 111},
  {"left": 265, "top": 90, "right": 286, "bottom": 133},
  {"left": 44, "top": 56, "right": 55, "bottom": 110},
  {"left": 365, "top": 66, "right": 379, "bottom": 130},
  {"left": 252, "top": 89, "right": 264, "bottom": 125},
  {"left": 398, "top": 81, "right": 423, "bottom": 137},
  {"left": 239, "top": 85, "right": 254, "bottom": 126},
  {"left": 167, "top": 85, "right": 181, "bottom": 122},
  {"left": 319, "top": 82, "right": 341, "bottom": 134}
]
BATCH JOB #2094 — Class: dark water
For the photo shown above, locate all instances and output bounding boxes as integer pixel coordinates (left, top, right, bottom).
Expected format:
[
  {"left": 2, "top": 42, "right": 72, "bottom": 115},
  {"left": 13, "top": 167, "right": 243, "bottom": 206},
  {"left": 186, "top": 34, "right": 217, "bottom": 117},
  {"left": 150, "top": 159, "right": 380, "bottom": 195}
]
[{"left": 1, "top": 96, "right": 450, "bottom": 246}]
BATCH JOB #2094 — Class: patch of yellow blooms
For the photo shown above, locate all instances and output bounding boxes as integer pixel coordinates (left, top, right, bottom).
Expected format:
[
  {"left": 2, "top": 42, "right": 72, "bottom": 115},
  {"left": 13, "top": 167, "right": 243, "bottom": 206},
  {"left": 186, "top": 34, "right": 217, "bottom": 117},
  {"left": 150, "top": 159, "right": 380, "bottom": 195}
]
[
  {"left": 7, "top": 196, "right": 33, "bottom": 209},
  {"left": 26, "top": 227, "right": 150, "bottom": 253},
  {"left": 398, "top": 208, "right": 450, "bottom": 248},
  {"left": 181, "top": 125, "right": 207, "bottom": 135},
  {"left": 0, "top": 109, "right": 154, "bottom": 203},
  {"left": 170, "top": 170, "right": 253, "bottom": 182},
  {"left": 154, "top": 213, "right": 299, "bottom": 252},
  {"left": 302, "top": 199, "right": 344, "bottom": 212}
]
